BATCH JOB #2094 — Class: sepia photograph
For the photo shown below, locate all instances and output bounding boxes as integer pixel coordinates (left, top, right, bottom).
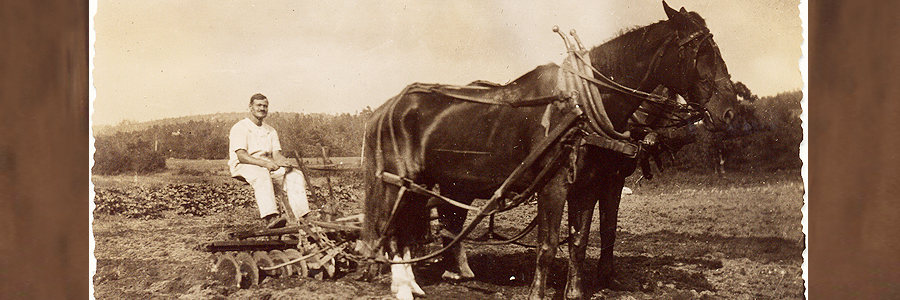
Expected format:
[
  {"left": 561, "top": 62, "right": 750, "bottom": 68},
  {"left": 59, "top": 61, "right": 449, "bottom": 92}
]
[{"left": 91, "top": 1, "right": 805, "bottom": 299}]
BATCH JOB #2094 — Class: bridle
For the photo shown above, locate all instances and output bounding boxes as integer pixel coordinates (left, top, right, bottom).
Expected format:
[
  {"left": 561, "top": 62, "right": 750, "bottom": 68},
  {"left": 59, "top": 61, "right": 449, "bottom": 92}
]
[
  {"left": 568, "top": 24, "right": 725, "bottom": 131},
  {"left": 674, "top": 25, "right": 733, "bottom": 114}
]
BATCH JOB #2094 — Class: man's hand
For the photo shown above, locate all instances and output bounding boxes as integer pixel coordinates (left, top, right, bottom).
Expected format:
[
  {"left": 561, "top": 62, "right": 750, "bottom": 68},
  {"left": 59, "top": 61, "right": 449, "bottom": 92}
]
[
  {"left": 274, "top": 157, "right": 299, "bottom": 168},
  {"left": 273, "top": 151, "right": 300, "bottom": 168},
  {"left": 263, "top": 160, "right": 281, "bottom": 171}
]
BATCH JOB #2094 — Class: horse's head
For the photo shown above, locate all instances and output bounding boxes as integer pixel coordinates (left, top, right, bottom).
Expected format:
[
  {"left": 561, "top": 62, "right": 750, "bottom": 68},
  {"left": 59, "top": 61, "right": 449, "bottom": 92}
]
[{"left": 656, "top": 1, "right": 737, "bottom": 131}]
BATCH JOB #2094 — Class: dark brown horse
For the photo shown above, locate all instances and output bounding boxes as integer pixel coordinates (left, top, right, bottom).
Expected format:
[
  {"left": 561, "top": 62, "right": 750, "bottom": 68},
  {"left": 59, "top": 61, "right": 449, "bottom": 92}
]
[{"left": 359, "top": 2, "right": 737, "bottom": 299}]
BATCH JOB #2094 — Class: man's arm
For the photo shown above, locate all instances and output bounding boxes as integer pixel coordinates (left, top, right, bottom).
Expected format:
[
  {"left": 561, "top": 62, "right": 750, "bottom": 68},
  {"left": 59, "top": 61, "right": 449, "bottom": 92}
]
[
  {"left": 235, "top": 149, "right": 280, "bottom": 171},
  {"left": 272, "top": 150, "right": 299, "bottom": 168}
]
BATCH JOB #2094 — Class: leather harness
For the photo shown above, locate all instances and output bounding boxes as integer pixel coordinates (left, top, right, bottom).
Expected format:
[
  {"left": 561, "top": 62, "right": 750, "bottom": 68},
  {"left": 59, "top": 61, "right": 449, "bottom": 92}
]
[{"left": 367, "top": 26, "right": 718, "bottom": 263}]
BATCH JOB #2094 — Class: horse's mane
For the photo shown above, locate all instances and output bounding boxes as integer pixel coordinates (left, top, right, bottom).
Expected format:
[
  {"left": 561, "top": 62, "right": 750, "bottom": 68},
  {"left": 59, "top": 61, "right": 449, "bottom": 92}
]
[
  {"left": 587, "top": 11, "right": 708, "bottom": 85},
  {"left": 612, "top": 24, "right": 650, "bottom": 40},
  {"left": 587, "top": 20, "right": 669, "bottom": 82}
]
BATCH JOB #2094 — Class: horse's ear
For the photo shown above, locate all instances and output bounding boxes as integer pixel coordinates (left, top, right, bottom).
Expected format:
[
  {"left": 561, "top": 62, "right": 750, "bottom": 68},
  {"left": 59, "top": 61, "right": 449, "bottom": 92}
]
[
  {"left": 663, "top": 1, "right": 690, "bottom": 29},
  {"left": 663, "top": 1, "right": 678, "bottom": 19}
]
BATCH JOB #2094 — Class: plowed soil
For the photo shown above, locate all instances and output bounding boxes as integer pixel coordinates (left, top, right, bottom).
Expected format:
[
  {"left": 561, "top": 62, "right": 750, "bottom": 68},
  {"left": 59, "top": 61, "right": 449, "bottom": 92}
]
[{"left": 92, "top": 159, "right": 805, "bottom": 299}]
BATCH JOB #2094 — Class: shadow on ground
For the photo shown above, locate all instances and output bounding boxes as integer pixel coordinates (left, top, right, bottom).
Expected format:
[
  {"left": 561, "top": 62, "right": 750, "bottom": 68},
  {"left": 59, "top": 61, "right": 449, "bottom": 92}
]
[{"left": 406, "top": 229, "right": 804, "bottom": 299}]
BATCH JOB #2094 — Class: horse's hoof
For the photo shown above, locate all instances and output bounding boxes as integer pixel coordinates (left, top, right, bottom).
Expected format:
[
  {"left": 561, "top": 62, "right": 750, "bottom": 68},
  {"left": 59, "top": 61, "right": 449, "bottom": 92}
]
[
  {"left": 441, "top": 270, "right": 473, "bottom": 281},
  {"left": 565, "top": 288, "right": 585, "bottom": 300},
  {"left": 394, "top": 285, "right": 414, "bottom": 300},
  {"left": 526, "top": 291, "right": 544, "bottom": 300},
  {"left": 460, "top": 269, "right": 475, "bottom": 279},
  {"left": 442, "top": 270, "right": 462, "bottom": 281}
]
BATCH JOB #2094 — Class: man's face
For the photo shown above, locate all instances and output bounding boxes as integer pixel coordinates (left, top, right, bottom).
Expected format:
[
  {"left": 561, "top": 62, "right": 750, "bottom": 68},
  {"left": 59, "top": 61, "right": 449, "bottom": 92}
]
[{"left": 250, "top": 98, "right": 269, "bottom": 120}]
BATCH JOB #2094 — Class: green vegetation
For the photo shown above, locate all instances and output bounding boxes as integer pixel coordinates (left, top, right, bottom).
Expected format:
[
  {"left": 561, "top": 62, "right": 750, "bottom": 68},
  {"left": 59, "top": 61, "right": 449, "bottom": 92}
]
[{"left": 93, "top": 182, "right": 255, "bottom": 219}]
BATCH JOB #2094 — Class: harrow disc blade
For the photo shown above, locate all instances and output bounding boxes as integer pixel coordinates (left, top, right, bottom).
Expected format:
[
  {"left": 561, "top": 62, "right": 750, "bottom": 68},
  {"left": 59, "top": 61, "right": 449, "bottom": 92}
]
[
  {"left": 213, "top": 253, "right": 241, "bottom": 289},
  {"left": 253, "top": 251, "right": 276, "bottom": 278},
  {"left": 268, "top": 250, "right": 293, "bottom": 278},
  {"left": 235, "top": 252, "right": 259, "bottom": 288},
  {"left": 283, "top": 249, "right": 308, "bottom": 278}
]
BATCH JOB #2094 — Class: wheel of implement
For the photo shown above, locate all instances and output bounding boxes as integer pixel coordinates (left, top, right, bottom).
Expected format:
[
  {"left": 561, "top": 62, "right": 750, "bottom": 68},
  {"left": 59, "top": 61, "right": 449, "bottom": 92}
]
[
  {"left": 283, "top": 249, "right": 308, "bottom": 278},
  {"left": 234, "top": 252, "right": 259, "bottom": 288},
  {"left": 253, "top": 251, "right": 276, "bottom": 278},
  {"left": 268, "top": 250, "right": 293, "bottom": 278},
  {"left": 213, "top": 253, "right": 241, "bottom": 289}
]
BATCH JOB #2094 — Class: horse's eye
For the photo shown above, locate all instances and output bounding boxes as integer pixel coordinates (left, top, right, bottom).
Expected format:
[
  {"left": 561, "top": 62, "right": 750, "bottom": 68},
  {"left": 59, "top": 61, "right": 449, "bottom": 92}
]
[{"left": 696, "top": 54, "right": 715, "bottom": 78}]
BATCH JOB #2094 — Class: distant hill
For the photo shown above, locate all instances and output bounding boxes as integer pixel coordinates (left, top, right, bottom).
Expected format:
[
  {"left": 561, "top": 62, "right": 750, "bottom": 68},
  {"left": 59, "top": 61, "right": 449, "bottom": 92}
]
[{"left": 92, "top": 111, "right": 334, "bottom": 136}]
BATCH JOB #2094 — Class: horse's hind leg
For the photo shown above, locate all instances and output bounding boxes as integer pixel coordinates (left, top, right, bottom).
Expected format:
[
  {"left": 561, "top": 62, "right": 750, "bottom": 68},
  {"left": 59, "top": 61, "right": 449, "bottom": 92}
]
[
  {"left": 389, "top": 240, "right": 426, "bottom": 299},
  {"left": 436, "top": 188, "right": 475, "bottom": 280},
  {"left": 381, "top": 181, "right": 429, "bottom": 299}
]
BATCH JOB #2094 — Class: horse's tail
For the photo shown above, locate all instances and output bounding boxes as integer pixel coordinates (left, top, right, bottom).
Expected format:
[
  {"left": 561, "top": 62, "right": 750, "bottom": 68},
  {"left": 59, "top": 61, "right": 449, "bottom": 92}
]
[
  {"left": 360, "top": 84, "right": 437, "bottom": 260},
  {"left": 360, "top": 98, "right": 388, "bottom": 258},
  {"left": 360, "top": 90, "right": 411, "bottom": 259}
]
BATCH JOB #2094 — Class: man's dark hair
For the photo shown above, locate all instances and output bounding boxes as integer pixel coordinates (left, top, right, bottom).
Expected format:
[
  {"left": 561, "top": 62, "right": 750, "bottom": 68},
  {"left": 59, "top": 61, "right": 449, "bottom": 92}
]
[{"left": 250, "top": 93, "right": 267, "bottom": 105}]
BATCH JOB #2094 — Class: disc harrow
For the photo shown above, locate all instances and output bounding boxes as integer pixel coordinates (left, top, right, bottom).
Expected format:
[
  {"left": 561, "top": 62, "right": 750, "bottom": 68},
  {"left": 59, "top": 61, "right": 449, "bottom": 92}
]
[{"left": 204, "top": 213, "right": 363, "bottom": 288}]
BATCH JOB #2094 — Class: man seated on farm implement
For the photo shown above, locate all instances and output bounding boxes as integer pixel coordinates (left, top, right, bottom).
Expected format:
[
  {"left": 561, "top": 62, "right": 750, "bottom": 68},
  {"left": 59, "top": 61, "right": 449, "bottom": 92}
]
[{"left": 229, "top": 93, "right": 309, "bottom": 229}]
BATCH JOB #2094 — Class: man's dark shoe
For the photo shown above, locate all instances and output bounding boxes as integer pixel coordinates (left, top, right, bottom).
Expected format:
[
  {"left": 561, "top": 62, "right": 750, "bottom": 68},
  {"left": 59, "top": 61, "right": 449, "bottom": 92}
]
[{"left": 264, "top": 214, "right": 287, "bottom": 229}]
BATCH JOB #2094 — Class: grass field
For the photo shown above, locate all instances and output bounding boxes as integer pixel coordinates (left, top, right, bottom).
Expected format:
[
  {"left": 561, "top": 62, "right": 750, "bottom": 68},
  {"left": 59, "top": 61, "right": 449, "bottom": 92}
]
[{"left": 92, "top": 159, "right": 805, "bottom": 299}]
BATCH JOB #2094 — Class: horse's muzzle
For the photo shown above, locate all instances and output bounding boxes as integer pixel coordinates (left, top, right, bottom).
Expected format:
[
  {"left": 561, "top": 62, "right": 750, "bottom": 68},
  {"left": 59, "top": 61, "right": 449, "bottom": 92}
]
[{"left": 700, "top": 110, "right": 731, "bottom": 132}]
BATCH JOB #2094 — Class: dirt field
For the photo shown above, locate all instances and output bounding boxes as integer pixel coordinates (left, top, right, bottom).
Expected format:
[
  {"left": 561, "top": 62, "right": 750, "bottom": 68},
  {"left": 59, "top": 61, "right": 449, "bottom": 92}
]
[{"left": 92, "top": 159, "right": 805, "bottom": 299}]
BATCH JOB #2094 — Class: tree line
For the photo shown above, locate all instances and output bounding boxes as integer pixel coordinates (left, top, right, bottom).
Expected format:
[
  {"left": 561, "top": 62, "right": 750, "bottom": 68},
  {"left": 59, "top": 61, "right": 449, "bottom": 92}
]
[{"left": 93, "top": 108, "right": 373, "bottom": 175}]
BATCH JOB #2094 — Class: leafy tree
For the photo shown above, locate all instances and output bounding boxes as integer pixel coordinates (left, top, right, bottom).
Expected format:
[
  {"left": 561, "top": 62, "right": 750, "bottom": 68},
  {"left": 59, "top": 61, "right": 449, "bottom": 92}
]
[
  {"left": 668, "top": 89, "right": 802, "bottom": 173},
  {"left": 93, "top": 136, "right": 166, "bottom": 175}
]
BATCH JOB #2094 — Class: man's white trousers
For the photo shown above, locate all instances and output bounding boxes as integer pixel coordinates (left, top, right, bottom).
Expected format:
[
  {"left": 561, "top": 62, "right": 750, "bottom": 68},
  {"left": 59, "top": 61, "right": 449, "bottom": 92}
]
[{"left": 233, "top": 164, "right": 309, "bottom": 219}]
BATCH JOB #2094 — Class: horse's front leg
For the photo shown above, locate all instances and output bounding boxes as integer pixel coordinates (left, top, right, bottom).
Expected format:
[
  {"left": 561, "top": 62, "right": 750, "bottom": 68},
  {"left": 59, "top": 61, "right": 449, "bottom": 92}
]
[
  {"left": 565, "top": 188, "right": 600, "bottom": 300},
  {"left": 595, "top": 177, "right": 625, "bottom": 287},
  {"left": 529, "top": 173, "right": 567, "bottom": 300}
]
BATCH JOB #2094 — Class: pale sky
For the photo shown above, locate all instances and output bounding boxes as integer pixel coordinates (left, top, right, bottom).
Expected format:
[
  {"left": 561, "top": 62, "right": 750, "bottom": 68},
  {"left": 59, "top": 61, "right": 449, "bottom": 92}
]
[{"left": 91, "top": 0, "right": 803, "bottom": 126}]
